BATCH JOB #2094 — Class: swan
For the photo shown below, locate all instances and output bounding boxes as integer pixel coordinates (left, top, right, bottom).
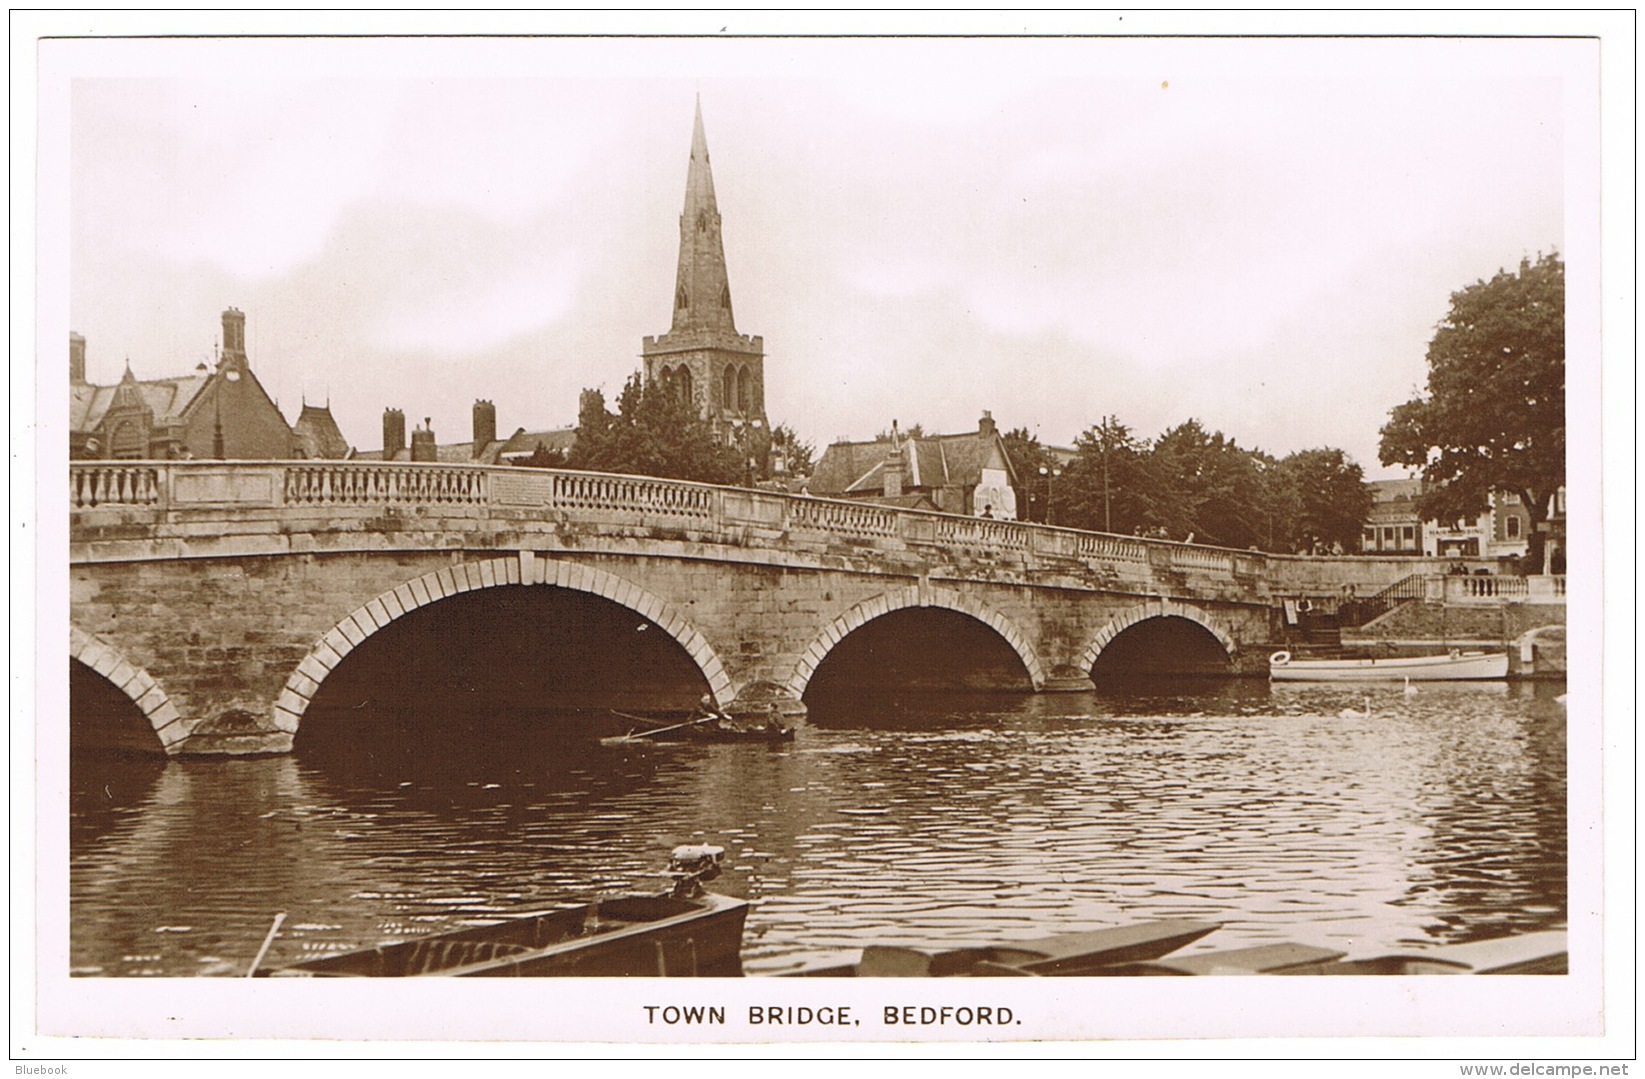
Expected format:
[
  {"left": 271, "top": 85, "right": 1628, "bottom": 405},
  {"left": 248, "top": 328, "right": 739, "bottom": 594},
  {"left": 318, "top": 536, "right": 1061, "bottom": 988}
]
[{"left": 1337, "top": 694, "right": 1373, "bottom": 719}]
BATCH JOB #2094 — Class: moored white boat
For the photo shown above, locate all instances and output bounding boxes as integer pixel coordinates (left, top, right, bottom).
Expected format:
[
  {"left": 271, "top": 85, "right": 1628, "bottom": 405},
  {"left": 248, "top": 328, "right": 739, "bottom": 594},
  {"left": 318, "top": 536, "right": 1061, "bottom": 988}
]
[{"left": 1269, "top": 649, "right": 1509, "bottom": 682}]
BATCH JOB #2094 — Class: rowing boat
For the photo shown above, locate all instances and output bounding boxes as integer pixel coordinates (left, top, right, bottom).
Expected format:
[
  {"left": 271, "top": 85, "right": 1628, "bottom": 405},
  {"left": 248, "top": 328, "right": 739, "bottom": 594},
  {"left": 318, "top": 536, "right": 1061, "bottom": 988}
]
[
  {"left": 260, "top": 845, "right": 748, "bottom": 977},
  {"left": 1269, "top": 649, "right": 1508, "bottom": 682},
  {"left": 601, "top": 709, "right": 794, "bottom": 746},
  {"left": 1277, "top": 929, "right": 1568, "bottom": 975}
]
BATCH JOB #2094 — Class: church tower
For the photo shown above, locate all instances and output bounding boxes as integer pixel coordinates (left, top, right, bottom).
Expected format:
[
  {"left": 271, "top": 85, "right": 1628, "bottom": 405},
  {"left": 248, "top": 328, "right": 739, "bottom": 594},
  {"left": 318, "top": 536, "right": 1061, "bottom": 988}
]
[{"left": 642, "top": 98, "right": 767, "bottom": 445}]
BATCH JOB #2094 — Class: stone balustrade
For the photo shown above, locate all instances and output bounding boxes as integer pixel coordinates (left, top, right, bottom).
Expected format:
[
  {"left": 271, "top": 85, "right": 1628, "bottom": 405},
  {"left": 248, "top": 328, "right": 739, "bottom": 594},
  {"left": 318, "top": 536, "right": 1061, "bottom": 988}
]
[
  {"left": 69, "top": 464, "right": 1572, "bottom": 613},
  {"left": 71, "top": 464, "right": 161, "bottom": 508},
  {"left": 1437, "top": 573, "right": 1566, "bottom": 605},
  {"left": 70, "top": 460, "right": 1263, "bottom": 579}
]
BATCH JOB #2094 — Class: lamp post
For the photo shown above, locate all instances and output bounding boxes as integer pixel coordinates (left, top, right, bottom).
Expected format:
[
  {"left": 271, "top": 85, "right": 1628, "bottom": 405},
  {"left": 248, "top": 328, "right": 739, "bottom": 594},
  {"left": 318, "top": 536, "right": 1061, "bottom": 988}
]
[{"left": 1038, "top": 464, "right": 1062, "bottom": 527}]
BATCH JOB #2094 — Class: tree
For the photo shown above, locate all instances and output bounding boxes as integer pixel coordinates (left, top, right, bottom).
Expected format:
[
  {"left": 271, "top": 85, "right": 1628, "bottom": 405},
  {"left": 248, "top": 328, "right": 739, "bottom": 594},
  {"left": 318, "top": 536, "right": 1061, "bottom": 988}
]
[
  {"left": 1059, "top": 416, "right": 1152, "bottom": 535},
  {"left": 1001, "top": 427, "right": 1059, "bottom": 523},
  {"left": 1146, "top": 419, "right": 1269, "bottom": 548},
  {"left": 567, "top": 373, "right": 743, "bottom": 485},
  {"left": 513, "top": 441, "right": 569, "bottom": 469},
  {"left": 1270, "top": 448, "right": 1372, "bottom": 554},
  {"left": 1379, "top": 252, "right": 1565, "bottom": 570},
  {"left": 768, "top": 423, "right": 815, "bottom": 480},
  {"left": 875, "top": 421, "right": 926, "bottom": 441}
]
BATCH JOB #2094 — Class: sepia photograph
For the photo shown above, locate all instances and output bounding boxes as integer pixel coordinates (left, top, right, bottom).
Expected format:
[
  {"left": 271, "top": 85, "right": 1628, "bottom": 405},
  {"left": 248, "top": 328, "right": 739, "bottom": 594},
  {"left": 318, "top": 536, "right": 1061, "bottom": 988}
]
[{"left": 19, "top": 12, "right": 1630, "bottom": 1063}]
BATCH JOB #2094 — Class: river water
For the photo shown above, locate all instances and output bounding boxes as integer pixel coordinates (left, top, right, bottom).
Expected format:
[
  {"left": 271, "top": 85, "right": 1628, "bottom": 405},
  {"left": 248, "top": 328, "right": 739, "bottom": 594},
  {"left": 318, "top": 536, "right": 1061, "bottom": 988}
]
[{"left": 69, "top": 678, "right": 1567, "bottom": 977}]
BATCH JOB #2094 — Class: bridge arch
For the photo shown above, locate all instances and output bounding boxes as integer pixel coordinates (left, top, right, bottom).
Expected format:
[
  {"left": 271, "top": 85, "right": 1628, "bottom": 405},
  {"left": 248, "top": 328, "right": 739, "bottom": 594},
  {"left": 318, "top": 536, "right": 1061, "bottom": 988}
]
[
  {"left": 272, "top": 554, "right": 733, "bottom": 735},
  {"left": 786, "top": 584, "right": 1046, "bottom": 699},
  {"left": 69, "top": 626, "right": 186, "bottom": 751},
  {"left": 1077, "top": 598, "right": 1237, "bottom": 673}
]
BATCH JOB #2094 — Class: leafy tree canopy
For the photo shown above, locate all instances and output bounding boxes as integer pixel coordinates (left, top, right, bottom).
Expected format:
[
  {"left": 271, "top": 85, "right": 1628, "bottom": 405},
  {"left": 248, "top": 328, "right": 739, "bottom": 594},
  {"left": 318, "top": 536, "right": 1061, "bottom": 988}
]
[
  {"left": 1379, "top": 252, "right": 1565, "bottom": 559},
  {"left": 566, "top": 374, "right": 743, "bottom": 485},
  {"left": 1271, "top": 448, "right": 1372, "bottom": 554},
  {"left": 1001, "top": 427, "right": 1060, "bottom": 523},
  {"left": 768, "top": 423, "right": 815, "bottom": 479}
]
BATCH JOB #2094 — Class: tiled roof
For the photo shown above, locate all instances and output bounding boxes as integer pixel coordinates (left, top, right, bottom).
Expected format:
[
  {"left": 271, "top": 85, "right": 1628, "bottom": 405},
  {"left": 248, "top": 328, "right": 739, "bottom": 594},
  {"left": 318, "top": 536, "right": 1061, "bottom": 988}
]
[
  {"left": 293, "top": 404, "right": 352, "bottom": 459},
  {"left": 353, "top": 426, "right": 577, "bottom": 464},
  {"left": 71, "top": 374, "right": 210, "bottom": 432},
  {"left": 1369, "top": 478, "right": 1422, "bottom": 502},
  {"left": 810, "top": 428, "right": 1014, "bottom": 497}
]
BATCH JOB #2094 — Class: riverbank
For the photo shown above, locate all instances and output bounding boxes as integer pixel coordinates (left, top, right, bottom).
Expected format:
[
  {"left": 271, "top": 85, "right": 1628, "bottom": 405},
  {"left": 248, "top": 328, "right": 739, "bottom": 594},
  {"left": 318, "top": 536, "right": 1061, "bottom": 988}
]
[{"left": 1341, "top": 601, "right": 1566, "bottom": 680}]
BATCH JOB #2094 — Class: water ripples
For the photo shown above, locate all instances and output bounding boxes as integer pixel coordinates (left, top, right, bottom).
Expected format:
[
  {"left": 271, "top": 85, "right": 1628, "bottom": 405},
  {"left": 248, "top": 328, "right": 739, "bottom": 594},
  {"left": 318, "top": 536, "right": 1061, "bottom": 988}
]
[{"left": 70, "top": 681, "right": 1565, "bottom": 976}]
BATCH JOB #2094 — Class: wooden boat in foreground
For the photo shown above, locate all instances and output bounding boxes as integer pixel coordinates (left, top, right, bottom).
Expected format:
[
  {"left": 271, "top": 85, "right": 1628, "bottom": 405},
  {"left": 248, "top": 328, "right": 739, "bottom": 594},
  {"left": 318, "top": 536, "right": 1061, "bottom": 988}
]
[
  {"left": 783, "top": 920, "right": 1221, "bottom": 977},
  {"left": 1278, "top": 929, "right": 1568, "bottom": 976},
  {"left": 1269, "top": 649, "right": 1509, "bottom": 682},
  {"left": 260, "top": 845, "right": 748, "bottom": 977},
  {"left": 779, "top": 923, "right": 1565, "bottom": 978}
]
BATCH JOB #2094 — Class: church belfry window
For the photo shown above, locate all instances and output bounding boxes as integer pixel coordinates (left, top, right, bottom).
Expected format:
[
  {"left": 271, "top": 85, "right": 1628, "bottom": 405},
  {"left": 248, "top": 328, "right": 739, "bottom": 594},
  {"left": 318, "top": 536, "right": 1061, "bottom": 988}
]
[
  {"left": 720, "top": 283, "right": 731, "bottom": 309},
  {"left": 676, "top": 285, "right": 688, "bottom": 309},
  {"left": 697, "top": 210, "right": 708, "bottom": 232}
]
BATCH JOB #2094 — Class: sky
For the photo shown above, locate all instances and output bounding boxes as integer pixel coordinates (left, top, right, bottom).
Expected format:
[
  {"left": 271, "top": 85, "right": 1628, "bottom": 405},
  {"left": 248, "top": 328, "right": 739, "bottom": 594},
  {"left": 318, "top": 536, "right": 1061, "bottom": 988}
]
[{"left": 54, "top": 34, "right": 1581, "bottom": 478}]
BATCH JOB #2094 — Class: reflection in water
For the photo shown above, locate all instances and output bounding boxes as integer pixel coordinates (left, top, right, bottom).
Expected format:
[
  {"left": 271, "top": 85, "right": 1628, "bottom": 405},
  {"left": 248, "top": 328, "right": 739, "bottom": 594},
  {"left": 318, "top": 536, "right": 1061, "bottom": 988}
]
[{"left": 70, "top": 679, "right": 1567, "bottom": 976}]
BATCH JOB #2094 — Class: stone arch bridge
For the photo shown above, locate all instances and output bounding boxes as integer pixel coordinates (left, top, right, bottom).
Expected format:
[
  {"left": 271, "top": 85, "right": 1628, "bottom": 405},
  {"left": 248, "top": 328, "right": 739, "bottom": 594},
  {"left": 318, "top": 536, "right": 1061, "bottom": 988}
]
[{"left": 68, "top": 461, "right": 1423, "bottom": 755}]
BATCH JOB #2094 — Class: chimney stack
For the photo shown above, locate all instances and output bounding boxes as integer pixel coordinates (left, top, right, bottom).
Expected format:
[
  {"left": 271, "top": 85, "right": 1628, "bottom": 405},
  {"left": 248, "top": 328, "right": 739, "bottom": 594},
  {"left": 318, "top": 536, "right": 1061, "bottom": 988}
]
[
  {"left": 472, "top": 399, "right": 497, "bottom": 455},
  {"left": 383, "top": 408, "right": 406, "bottom": 457},
  {"left": 883, "top": 443, "right": 906, "bottom": 499},
  {"left": 978, "top": 410, "right": 997, "bottom": 437},
  {"left": 220, "top": 308, "right": 247, "bottom": 363},
  {"left": 410, "top": 417, "right": 437, "bottom": 462},
  {"left": 70, "top": 332, "right": 86, "bottom": 384}
]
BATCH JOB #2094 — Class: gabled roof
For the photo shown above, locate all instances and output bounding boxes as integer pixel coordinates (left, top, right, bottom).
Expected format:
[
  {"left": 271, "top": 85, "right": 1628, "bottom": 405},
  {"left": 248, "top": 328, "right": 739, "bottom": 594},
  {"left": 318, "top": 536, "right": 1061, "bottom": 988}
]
[
  {"left": 809, "top": 426, "right": 1018, "bottom": 497},
  {"left": 71, "top": 371, "right": 211, "bottom": 433},
  {"left": 293, "top": 403, "right": 352, "bottom": 459}
]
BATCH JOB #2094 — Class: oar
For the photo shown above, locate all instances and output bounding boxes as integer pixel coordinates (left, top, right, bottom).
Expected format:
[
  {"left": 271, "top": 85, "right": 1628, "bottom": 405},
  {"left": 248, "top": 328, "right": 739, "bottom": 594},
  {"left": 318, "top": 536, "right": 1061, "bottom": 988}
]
[
  {"left": 621, "top": 714, "right": 720, "bottom": 740},
  {"left": 246, "top": 911, "right": 287, "bottom": 977},
  {"left": 610, "top": 709, "right": 677, "bottom": 729}
]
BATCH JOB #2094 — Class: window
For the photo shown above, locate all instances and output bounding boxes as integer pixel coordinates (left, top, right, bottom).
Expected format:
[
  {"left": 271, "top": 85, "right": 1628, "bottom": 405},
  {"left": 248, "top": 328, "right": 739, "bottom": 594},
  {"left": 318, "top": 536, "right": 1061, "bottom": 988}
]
[
  {"left": 1506, "top": 515, "right": 1522, "bottom": 539},
  {"left": 1402, "top": 525, "right": 1415, "bottom": 547}
]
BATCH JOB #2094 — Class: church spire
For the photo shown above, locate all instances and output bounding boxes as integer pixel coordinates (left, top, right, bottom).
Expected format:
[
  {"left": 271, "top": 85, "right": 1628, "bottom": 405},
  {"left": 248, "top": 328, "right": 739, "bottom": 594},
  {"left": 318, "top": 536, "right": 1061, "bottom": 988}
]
[
  {"left": 670, "top": 96, "right": 737, "bottom": 336},
  {"left": 642, "top": 98, "right": 766, "bottom": 442}
]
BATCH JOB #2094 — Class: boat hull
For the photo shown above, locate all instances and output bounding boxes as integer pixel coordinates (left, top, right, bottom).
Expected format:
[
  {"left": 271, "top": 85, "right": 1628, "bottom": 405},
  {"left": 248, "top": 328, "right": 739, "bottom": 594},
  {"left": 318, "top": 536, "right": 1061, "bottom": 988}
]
[
  {"left": 784, "top": 920, "right": 1220, "bottom": 977},
  {"left": 1269, "top": 650, "right": 1509, "bottom": 682},
  {"left": 264, "top": 892, "right": 749, "bottom": 977}
]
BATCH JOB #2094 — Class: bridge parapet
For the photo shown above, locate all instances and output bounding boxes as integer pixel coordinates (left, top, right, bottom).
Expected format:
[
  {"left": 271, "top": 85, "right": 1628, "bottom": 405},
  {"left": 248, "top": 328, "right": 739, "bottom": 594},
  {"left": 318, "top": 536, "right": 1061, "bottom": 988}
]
[
  {"left": 71, "top": 460, "right": 1282, "bottom": 595},
  {"left": 70, "top": 460, "right": 1462, "bottom": 608}
]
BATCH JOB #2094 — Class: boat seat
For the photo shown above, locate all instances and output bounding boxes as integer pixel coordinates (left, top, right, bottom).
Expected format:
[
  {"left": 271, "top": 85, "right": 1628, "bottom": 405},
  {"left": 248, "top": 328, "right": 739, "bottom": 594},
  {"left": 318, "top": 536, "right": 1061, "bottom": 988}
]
[
  {"left": 857, "top": 946, "right": 936, "bottom": 977},
  {"left": 403, "top": 937, "right": 537, "bottom": 975},
  {"left": 1113, "top": 942, "right": 1346, "bottom": 976}
]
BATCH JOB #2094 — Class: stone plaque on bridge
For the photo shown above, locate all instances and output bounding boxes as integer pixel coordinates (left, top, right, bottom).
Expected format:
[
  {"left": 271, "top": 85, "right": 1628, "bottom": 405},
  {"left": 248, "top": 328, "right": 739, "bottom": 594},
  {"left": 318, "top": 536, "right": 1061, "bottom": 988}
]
[
  {"left": 490, "top": 470, "right": 552, "bottom": 506},
  {"left": 172, "top": 469, "right": 276, "bottom": 505}
]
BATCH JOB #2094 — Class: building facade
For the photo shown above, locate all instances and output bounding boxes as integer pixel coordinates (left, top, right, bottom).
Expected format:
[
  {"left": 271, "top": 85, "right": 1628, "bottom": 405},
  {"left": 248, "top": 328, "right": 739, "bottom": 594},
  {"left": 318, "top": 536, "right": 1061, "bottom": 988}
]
[
  {"left": 808, "top": 412, "right": 1021, "bottom": 519},
  {"left": 69, "top": 309, "right": 350, "bottom": 461},
  {"left": 1363, "top": 478, "right": 1543, "bottom": 561}
]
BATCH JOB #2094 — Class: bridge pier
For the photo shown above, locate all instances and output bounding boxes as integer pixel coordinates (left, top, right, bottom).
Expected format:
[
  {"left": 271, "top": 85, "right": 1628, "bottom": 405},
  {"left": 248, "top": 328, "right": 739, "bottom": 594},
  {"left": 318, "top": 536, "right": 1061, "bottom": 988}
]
[{"left": 1040, "top": 664, "right": 1097, "bottom": 693}]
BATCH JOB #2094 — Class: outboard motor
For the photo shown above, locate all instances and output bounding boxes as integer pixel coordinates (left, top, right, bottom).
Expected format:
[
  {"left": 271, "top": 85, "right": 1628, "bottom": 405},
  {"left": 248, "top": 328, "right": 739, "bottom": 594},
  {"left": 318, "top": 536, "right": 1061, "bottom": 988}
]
[{"left": 666, "top": 844, "right": 726, "bottom": 898}]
